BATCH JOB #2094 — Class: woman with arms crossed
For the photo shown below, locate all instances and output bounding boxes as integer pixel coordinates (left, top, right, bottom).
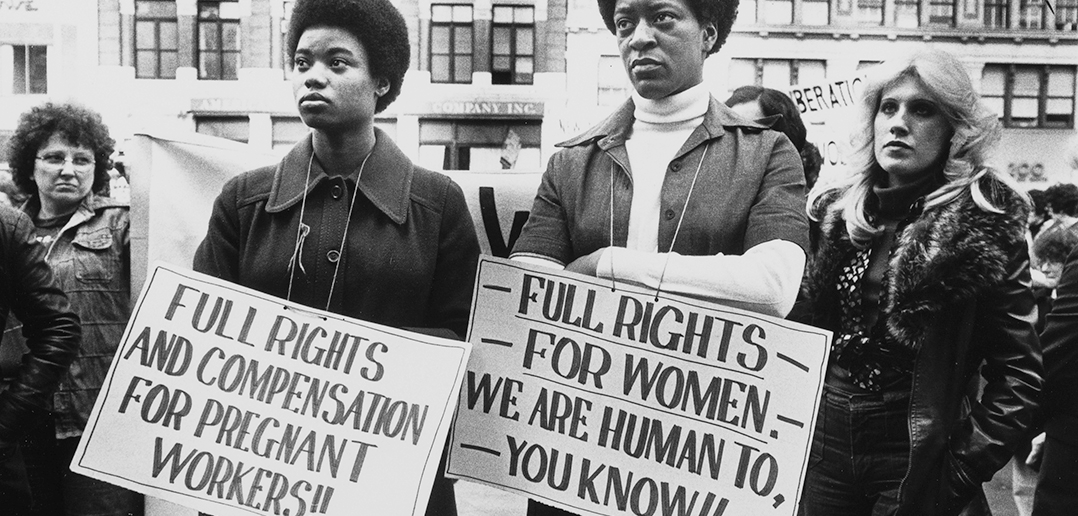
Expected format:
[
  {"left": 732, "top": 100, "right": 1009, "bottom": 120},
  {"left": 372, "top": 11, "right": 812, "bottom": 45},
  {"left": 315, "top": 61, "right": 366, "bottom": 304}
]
[
  {"left": 512, "top": 0, "right": 809, "bottom": 319},
  {"left": 511, "top": 0, "right": 809, "bottom": 513}
]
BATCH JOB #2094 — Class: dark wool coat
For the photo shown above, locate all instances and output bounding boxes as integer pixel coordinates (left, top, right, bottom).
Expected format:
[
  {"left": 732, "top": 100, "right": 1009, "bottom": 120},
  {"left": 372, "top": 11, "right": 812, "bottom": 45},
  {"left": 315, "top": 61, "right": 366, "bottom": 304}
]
[
  {"left": 193, "top": 130, "right": 480, "bottom": 339},
  {"left": 799, "top": 175, "right": 1043, "bottom": 515}
]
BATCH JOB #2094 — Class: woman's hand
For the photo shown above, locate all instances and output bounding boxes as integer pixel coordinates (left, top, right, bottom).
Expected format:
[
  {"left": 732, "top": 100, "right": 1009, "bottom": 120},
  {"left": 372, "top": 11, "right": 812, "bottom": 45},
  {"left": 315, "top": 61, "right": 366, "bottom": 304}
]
[{"left": 565, "top": 248, "right": 607, "bottom": 277}]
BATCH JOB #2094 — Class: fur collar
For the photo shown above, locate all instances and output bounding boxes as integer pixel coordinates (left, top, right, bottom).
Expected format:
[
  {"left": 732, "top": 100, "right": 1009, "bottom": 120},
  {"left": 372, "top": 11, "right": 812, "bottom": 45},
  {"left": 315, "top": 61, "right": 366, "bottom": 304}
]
[{"left": 805, "top": 175, "right": 1029, "bottom": 349}]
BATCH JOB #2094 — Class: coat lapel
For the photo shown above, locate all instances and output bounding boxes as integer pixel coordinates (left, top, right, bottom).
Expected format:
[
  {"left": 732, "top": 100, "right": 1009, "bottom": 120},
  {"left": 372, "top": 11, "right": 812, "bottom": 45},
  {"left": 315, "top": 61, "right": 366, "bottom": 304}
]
[{"left": 807, "top": 180, "right": 1028, "bottom": 349}]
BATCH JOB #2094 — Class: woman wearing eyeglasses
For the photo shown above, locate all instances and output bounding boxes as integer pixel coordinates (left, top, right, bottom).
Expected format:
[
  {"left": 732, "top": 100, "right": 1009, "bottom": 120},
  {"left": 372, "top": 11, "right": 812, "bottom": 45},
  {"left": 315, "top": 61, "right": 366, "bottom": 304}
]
[{"left": 3, "top": 101, "right": 140, "bottom": 516}]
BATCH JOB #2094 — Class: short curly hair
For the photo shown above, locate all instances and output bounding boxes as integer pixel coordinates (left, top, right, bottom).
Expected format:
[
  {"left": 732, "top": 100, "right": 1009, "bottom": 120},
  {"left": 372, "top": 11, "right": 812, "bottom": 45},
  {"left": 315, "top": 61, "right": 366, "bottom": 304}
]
[
  {"left": 1045, "top": 183, "right": 1078, "bottom": 217},
  {"left": 286, "top": 0, "right": 410, "bottom": 113},
  {"left": 596, "top": 0, "right": 738, "bottom": 55},
  {"left": 7, "top": 102, "right": 114, "bottom": 199}
]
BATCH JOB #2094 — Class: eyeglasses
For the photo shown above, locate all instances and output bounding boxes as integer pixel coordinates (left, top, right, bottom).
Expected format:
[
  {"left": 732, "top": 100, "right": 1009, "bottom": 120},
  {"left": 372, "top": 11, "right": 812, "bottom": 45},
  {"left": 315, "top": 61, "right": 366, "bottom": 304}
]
[{"left": 36, "top": 153, "right": 96, "bottom": 172}]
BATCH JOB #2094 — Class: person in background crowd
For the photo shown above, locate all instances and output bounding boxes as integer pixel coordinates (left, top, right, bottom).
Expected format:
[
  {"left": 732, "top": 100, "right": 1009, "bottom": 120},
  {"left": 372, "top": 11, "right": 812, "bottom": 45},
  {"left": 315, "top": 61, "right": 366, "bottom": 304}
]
[
  {"left": 1027, "top": 189, "right": 1049, "bottom": 240},
  {"left": 795, "top": 48, "right": 1042, "bottom": 515},
  {"left": 1011, "top": 226, "right": 1078, "bottom": 515},
  {"left": 725, "top": 85, "right": 823, "bottom": 191},
  {"left": 2, "top": 102, "right": 136, "bottom": 516},
  {"left": 193, "top": 0, "right": 480, "bottom": 514},
  {"left": 1031, "top": 243, "right": 1078, "bottom": 516},
  {"left": 510, "top": 0, "right": 809, "bottom": 511},
  {"left": 0, "top": 201, "right": 80, "bottom": 515},
  {"left": 1032, "top": 183, "right": 1078, "bottom": 265}
]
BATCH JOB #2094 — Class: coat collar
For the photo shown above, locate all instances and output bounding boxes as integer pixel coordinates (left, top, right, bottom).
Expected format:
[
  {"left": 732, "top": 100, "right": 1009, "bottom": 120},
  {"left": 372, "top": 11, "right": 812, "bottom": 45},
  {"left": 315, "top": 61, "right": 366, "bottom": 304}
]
[
  {"left": 266, "top": 128, "right": 413, "bottom": 225},
  {"left": 556, "top": 96, "right": 768, "bottom": 152},
  {"left": 806, "top": 177, "right": 1028, "bottom": 348},
  {"left": 20, "top": 192, "right": 125, "bottom": 222}
]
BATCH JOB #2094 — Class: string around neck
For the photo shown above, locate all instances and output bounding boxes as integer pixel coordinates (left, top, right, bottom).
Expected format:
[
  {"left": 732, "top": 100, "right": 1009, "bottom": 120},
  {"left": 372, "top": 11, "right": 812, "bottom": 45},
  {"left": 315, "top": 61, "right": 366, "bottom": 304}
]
[
  {"left": 286, "top": 148, "right": 374, "bottom": 311},
  {"left": 606, "top": 141, "right": 710, "bottom": 301}
]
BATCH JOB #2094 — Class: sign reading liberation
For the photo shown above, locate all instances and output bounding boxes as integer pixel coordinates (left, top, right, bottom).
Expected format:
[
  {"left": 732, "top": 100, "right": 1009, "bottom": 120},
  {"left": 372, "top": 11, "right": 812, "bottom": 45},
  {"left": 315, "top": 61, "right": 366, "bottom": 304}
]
[
  {"left": 73, "top": 263, "right": 471, "bottom": 516},
  {"left": 448, "top": 258, "right": 832, "bottom": 516}
]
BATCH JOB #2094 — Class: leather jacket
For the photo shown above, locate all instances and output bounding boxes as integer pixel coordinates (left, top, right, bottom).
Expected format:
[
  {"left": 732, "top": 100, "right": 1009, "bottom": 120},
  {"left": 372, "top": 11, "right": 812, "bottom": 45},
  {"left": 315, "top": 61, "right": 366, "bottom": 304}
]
[
  {"left": 2, "top": 194, "right": 129, "bottom": 439},
  {"left": 799, "top": 175, "right": 1042, "bottom": 515},
  {"left": 0, "top": 205, "right": 80, "bottom": 448}
]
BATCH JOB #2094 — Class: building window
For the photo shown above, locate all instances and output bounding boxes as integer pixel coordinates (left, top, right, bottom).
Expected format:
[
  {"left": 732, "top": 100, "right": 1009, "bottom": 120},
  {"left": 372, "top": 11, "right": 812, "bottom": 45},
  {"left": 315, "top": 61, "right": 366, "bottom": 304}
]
[
  {"left": 195, "top": 116, "right": 250, "bottom": 143},
  {"left": 12, "top": 45, "right": 47, "bottom": 94},
  {"left": 198, "top": 1, "right": 241, "bottom": 80},
  {"left": 492, "top": 6, "right": 534, "bottom": 85},
  {"left": 894, "top": 0, "right": 920, "bottom": 27},
  {"left": 281, "top": 1, "right": 295, "bottom": 72},
  {"left": 731, "top": 58, "right": 827, "bottom": 90},
  {"left": 431, "top": 4, "right": 473, "bottom": 84},
  {"left": 984, "top": 0, "right": 1010, "bottom": 28},
  {"left": 1056, "top": 0, "right": 1078, "bottom": 30},
  {"left": 928, "top": 0, "right": 955, "bottom": 26},
  {"left": 736, "top": 0, "right": 757, "bottom": 24},
  {"left": 765, "top": 0, "right": 793, "bottom": 23},
  {"left": 419, "top": 119, "right": 541, "bottom": 170},
  {"left": 597, "top": 55, "right": 631, "bottom": 107},
  {"left": 982, "top": 64, "right": 1076, "bottom": 128},
  {"left": 857, "top": 0, "right": 884, "bottom": 25},
  {"left": 1019, "top": 0, "right": 1045, "bottom": 28},
  {"left": 802, "top": 0, "right": 830, "bottom": 25},
  {"left": 135, "top": 0, "right": 178, "bottom": 79}
]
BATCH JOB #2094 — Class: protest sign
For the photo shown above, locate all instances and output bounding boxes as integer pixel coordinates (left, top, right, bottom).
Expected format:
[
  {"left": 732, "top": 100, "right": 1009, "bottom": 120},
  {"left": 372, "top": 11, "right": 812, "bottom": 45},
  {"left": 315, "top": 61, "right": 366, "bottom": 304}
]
[
  {"left": 447, "top": 257, "right": 832, "bottom": 516},
  {"left": 73, "top": 262, "right": 471, "bottom": 516},
  {"left": 787, "top": 75, "right": 865, "bottom": 125}
]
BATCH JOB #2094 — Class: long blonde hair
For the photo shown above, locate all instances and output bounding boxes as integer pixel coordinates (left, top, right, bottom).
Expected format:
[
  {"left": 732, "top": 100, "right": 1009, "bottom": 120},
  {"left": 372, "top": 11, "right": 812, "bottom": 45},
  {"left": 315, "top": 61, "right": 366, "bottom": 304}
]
[{"left": 808, "top": 48, "right": 1024, "bottom": 246}]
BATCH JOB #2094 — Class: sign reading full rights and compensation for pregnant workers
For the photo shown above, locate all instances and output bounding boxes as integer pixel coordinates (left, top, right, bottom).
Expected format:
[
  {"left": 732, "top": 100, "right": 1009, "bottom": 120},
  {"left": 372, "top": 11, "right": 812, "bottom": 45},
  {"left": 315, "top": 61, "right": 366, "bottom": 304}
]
[
  {"left": 73, "top": 263, "right": 471, "bottom": 516},
  {"left": 448, "top": 257, "right": 832, "bottom": 516}
]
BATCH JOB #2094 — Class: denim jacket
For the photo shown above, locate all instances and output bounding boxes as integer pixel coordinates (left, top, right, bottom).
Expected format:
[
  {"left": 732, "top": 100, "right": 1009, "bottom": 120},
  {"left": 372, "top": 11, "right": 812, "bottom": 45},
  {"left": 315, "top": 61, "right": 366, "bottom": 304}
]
[{"left": 4, "top": 194, "right": 130, "bottom": 439}]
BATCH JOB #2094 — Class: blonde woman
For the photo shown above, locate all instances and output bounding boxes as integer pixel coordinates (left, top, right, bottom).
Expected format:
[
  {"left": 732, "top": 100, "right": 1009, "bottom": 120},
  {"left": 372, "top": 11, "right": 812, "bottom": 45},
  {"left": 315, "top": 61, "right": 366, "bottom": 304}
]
[{"left": 795, "top": 49, "right": 1042, "bottom": 515}]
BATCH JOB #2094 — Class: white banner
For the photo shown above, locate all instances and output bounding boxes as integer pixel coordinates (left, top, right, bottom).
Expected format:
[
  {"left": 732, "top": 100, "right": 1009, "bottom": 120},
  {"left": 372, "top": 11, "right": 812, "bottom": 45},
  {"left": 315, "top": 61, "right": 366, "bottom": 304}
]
[
  {"left": 73, "top": 262, "right": 472, "bottom": 516},
  {"left": 448, "top": 257, "right": 832, "bottom": 516}
]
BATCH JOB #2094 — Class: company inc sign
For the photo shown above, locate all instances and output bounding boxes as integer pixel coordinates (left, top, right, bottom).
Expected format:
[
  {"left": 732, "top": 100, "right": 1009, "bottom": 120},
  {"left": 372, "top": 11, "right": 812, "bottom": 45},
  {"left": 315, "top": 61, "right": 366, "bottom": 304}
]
[{"left": 426, "top": 101, "right": 545, "bottom": 117}]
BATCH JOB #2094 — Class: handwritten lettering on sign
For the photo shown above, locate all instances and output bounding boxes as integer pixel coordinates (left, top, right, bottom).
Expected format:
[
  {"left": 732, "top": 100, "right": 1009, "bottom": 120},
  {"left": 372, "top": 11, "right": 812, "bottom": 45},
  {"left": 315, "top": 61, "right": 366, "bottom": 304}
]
[
  {"left": 448, "top": 257, "right": 832, "bottom": 516},
  {"left": 74, "top": 263, "right": 470, "bottom": 516}
]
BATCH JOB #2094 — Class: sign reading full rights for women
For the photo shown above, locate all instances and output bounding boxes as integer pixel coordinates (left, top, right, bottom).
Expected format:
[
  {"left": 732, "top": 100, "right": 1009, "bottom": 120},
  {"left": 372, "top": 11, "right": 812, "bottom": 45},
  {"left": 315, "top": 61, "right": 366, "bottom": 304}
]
[
  {"left": 73, "top": 263, "right": 471, "bottom": 516},
  {"left": 448, "top": 257, "right": 832, "bottom": 516}
]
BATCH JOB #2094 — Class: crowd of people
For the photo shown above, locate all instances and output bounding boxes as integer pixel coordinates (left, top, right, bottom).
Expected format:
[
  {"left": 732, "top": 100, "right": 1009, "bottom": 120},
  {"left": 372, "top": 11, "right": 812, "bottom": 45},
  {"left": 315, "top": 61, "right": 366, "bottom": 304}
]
[{"left": 0, "top": 0, "right": 1075, "bottom": 515}]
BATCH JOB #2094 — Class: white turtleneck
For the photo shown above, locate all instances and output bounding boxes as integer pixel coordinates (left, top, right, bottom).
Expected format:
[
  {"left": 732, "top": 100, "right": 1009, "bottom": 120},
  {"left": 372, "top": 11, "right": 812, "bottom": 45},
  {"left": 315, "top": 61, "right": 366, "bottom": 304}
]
[
  {"left": 515, "top": 83, "right": 806, "bottom": 317},
  {"left": 624, "top": 83, "right": 710, "bottom": 251}
]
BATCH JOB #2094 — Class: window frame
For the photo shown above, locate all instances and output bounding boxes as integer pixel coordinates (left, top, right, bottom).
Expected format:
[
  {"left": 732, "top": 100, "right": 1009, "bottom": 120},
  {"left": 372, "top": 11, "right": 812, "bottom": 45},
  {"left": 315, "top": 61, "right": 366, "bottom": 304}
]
[
  {"left": 430, "top": 4, "right": 474, "bottom": 84},
  {"left": 491, "top": 5, "right": 535, "bottom": 85},
  {"left": 12, "top": 45, "right": 48, "bottom": 95},
  {"left": 801, "top": 0, "right": 830, "bottom": 25},
  {"left": 927, "top": 0, "right": 955, "bottom": 26},
  {"left": 197, "top": 1, "right": 242, "bottom": 80},
  {"left": 134, "top": 0, "right": 179, "bottom": 79},
  {"left": 1019, "top": 0, "right": 1046, "bottom": 29},
  {"left": 856, "top": 0, "right": 885, "bottom": 26},
  {"left": 984, "top": 0, "right": 1010, "bottom": 28},
  {"left": 893, "top": 0, "right": 920, "bottom": 27},
  {"left": 1056, "top": 0, "right": 1078, "bottom": 30},
  {"left": 984, "top": 64, "right": 1076, "bottom": 129}
]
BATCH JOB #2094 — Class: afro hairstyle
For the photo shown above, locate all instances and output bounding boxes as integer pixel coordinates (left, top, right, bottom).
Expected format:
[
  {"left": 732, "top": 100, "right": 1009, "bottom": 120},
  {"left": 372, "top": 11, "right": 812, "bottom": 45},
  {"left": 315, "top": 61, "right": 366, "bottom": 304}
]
[
  {"left": 596, "top": 0, "right": 738, "bottom": 55},
  {"left": 286, "top": 0, "right": 410, "bottom": 113},
  {"left": 7, "top": 101, "right": 115, "bottom": 199}
]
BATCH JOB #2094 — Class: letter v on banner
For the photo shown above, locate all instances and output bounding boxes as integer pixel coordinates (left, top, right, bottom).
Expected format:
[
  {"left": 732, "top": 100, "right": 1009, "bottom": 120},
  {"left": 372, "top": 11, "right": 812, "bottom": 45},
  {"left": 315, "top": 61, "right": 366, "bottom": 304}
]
[{"left": 479, "top": 187, "right": 529, "bottom": 258}]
